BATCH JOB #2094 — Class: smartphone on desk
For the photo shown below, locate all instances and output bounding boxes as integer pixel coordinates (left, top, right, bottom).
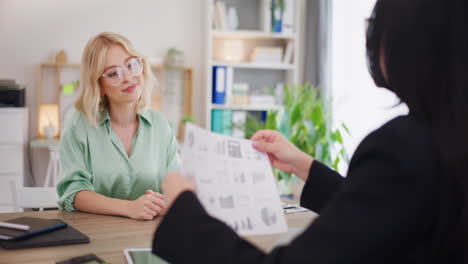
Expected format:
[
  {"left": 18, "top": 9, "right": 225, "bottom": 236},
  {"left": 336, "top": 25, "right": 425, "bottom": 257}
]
[{"left": 124, "top": 248, "right": 169, "bottom": 264}]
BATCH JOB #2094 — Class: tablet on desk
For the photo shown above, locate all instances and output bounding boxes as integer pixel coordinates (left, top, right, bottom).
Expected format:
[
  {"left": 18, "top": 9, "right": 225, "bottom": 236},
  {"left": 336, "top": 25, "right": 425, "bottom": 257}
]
[{"left": 124, "top": 248, "right": 169, "bottom": 264}]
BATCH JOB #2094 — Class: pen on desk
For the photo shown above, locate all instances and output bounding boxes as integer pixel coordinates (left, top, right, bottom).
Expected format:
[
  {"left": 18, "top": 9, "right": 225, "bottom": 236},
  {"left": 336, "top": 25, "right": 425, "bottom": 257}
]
[{"left": 0, "top": 222, "right": 30, "bottom": 231}]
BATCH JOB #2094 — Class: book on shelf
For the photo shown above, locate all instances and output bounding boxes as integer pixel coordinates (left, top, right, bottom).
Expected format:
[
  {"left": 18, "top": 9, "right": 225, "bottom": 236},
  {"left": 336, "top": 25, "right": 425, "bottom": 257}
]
[
  {"left": 225, "top": 67, "right": 234, "bottom": 105},
  {"left": 232, "top": 83, "right": 250, "bottom": 105},
  {"left": 212, "top": 66, "right": 227, "bottom": 104},
  {"left": 214, "top": 1, "right": 227, "bottom": 30},
  {"left": 260, "top": 0, "right": 272, "bottom": 32},
  {"left": 250, "top": 47, "right": 284, "bottom": 63},
  {"left": 213, "top": 4, "right": 221, "bottom": 29},
  {"left": 282, "top": 0, "right": 296, "bottom": 34},
  {"left": 283, "top": 41, "right": 294, "bottom": 64},
  {"left": 249, "top": 95, "right": 276, "bottom": 106},
  {"left": 232, "top": 94, "right": 250, "bottom": 105}
]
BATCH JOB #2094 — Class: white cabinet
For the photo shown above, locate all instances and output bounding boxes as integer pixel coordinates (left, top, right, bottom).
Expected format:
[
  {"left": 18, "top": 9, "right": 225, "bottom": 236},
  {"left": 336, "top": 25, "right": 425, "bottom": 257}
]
[{"left": 0, "top": 107, "right": 28, "bottom": 212}]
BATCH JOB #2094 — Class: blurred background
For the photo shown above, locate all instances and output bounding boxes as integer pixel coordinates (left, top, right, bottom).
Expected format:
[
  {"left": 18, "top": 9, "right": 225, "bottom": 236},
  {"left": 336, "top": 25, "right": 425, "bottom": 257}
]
[{"left": 0, "top": 0, "right": 407, "bottom": 212}]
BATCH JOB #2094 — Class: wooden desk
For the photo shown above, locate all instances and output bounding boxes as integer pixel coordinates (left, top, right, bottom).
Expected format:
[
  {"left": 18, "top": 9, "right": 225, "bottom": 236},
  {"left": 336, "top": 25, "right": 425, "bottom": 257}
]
[{"left": 0, "top": 210, "right": 317, "bottom": 264}]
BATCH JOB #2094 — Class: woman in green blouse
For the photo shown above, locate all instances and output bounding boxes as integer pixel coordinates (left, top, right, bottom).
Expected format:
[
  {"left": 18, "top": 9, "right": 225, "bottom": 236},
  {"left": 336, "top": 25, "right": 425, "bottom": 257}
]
[{"left": 57, "top": 32, "right": 181, "bottom": 220}]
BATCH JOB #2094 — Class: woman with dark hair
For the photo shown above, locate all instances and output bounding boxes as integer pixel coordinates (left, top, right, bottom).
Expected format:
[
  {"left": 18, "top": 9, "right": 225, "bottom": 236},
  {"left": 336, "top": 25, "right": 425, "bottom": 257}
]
[{"left": 152, "top": 0, "right": 468, "bottom": 263}]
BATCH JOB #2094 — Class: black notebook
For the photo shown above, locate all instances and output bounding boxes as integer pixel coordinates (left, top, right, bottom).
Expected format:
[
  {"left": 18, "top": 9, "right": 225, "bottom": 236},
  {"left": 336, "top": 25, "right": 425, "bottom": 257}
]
[
  {"left": 1, "top": 223, "right": 90, "bottom": 249},
  {"left": 0, "top": 217, "right": 67, "bottom": 241}
]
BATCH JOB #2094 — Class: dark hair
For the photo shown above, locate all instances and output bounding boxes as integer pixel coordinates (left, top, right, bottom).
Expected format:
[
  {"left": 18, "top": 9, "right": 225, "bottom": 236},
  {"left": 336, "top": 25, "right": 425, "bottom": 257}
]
[
  {"left": 366, "top": 0, "right": 468, "bottom": 259},
  {"left": 367, "top": 0, "right": 468, "bottom": 161}
]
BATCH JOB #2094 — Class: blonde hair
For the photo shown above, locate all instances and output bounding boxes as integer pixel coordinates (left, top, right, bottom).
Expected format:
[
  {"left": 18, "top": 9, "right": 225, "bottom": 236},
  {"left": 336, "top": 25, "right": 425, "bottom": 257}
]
[{"left": 75, "top": 32, "right": 155, "bottom": 127}]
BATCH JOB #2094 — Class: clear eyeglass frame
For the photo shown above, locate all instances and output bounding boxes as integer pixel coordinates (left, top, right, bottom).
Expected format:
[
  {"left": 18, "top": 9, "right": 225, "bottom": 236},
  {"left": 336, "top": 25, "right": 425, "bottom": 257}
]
[{"left": 101, "top": 57, "right": 143, "bottom": 86}]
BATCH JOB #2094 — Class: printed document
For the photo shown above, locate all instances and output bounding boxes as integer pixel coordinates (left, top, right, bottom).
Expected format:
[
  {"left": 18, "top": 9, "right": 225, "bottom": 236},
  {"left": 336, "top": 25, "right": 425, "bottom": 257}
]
[{"left": 181, "top": 123, "right": 288, "bottom": 235}]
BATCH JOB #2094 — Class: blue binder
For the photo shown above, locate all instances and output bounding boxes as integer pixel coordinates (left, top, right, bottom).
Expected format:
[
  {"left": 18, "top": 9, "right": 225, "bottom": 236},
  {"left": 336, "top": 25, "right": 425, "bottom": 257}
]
[
  {"left": 271, "top": 0, "right": 283, "bottom": 33},
  {"left": 212, "top": 66, "right": 227, "bottom": 104}
]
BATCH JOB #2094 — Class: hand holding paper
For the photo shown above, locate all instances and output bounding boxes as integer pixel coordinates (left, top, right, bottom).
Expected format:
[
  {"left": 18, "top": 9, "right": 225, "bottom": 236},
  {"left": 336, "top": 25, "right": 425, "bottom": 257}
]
[
  {"left": 177, "top": 123, "right": 288, "bottom": 235},
  {"left": 251, "top": 130, "right": 314, "bottom": 181}
]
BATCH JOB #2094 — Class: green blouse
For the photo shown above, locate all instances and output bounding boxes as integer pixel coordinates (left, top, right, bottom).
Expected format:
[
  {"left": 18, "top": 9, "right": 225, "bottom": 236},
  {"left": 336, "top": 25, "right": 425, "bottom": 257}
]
[{"left": 56, "top": 109, "right": 181, "bottom": 211}]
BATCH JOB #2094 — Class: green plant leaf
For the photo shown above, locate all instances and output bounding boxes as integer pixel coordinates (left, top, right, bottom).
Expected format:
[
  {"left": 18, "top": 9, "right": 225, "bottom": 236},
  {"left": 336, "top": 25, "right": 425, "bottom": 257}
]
[
  {"left": 332, "top": 156, "right": 340, "bottom": 171},
  {"left": 341, "top": 123, "right": 351, "bottom": 135},
  {"left": 265, "top": 110, "right": 278, "bottom": 130},
  {"left": 180, "top": 116, "right": 197, "bottom": 124},
  {"left": 240, "top": 83, "right": 350, "bottom": 180},
  {"left": 290, "top": 103, "right": 302, "bottom": 126},
  {"left": 331, "top": 130, "right": 344, "bottom": 144}
]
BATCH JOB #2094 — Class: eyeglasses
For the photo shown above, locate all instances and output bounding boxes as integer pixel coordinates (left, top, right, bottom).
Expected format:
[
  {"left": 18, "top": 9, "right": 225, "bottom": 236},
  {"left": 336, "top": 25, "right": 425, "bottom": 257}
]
[{"left": 101, "top": 57, "right": 143, "bottom": 86}]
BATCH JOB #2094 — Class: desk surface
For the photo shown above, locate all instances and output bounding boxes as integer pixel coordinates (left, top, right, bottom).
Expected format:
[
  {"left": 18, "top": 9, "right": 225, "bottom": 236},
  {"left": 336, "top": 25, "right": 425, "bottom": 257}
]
[{"left": 0, "top": 209, "right": 317, "bottom": 264}]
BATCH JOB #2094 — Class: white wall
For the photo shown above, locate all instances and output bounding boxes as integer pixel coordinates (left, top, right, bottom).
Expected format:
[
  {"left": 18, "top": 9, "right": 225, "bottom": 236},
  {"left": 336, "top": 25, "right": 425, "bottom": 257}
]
[
  {"left": 330, "top": 0, "right": 408, "bottom": 172},
  {"left": 0, "top": 0, "right": 205, "bottom": 141}
]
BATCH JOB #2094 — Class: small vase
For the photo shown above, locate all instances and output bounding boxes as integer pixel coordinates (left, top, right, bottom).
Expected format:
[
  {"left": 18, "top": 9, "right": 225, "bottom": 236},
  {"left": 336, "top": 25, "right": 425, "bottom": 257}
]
[
  {"left": 227, "top": 7, "right": 239, "bottom": 30},
  {"left": 43, "top": 125, "right": 56, "bottom": 139},
  {"left": 164, "top": 48, "right": 184, "bottom": 68}
]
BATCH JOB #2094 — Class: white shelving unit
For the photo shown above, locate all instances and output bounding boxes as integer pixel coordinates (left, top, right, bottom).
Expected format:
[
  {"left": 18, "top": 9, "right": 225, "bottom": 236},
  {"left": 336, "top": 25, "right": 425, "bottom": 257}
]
[
  {"left": 212, "top": 30, "right": 296, "bottom": 40},
  {"left": 211, "top": 103, "right": 282, "bottom": 111},
  {"left": 204, "top": 0, "right": 303, "bottom": 132},
  {"left": 0, "top": 108, "right": 28, "bottom": 212},
  {"left": 212, "top": 61, "right": 296, "bottom": 70}
]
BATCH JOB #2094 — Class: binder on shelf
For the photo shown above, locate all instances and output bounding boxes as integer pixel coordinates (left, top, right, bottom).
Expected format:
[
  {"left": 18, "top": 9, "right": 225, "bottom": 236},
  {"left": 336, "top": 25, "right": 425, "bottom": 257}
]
[
  {"left": 225, "top": 67, "right": 234, "bottom": 105},
  {"left": 212, "top": 66, "right": 227, "bottom": 104},
  {"left": 211, "top": 109, "right": 233, "bottom": 136},
  {"left": 212, "top": 109, "right": 223, "bottom": 133},
  {"left": 222, "top": 110, "right": 233, "bottom": 136},
  {"left": 271, "top": 0, "right": 283, "bottom": 33}
]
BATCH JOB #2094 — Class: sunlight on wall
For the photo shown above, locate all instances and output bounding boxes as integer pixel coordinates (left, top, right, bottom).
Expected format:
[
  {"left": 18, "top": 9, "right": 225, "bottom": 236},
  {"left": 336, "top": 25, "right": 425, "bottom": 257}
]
[{"left": 330, "top": 0, "right": 409, "bottom": 174}]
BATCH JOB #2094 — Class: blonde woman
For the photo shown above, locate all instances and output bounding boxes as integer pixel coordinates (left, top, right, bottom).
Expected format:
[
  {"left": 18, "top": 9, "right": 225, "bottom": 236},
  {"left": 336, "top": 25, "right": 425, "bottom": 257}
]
[{"left": 57, "top": 32, "right": 181, "bottom": 220}]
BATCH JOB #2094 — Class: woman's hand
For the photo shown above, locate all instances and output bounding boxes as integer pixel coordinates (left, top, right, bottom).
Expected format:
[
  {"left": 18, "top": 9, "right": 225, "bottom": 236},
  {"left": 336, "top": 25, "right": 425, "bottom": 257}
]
[
  {"left": 125, "top": 191, "right": 167, "bottom": 220},
  {"left": 161, "top": 172, "right": 196, "bottom": 208},
  {"left": 145, "top": 190, "right": 168, "bottom": 216},
  {"left": 251, "top": 130, "right": 314, "bottom": 181}
]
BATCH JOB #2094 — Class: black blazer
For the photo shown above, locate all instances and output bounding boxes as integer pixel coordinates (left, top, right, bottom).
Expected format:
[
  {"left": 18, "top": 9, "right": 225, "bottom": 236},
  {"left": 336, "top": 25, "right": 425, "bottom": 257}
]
[{"left": 153, "top": 115, "right": 464, "bottom": 263}]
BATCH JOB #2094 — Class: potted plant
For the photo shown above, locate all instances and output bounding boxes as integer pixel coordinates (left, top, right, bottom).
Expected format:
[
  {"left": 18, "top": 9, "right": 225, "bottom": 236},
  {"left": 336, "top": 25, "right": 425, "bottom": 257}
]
[
  {"left": 164, "top": 47, "right": 184, "bottom": 68},
  {"left": 242, "top": 83, "right": 349, "bottom": 197}
]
